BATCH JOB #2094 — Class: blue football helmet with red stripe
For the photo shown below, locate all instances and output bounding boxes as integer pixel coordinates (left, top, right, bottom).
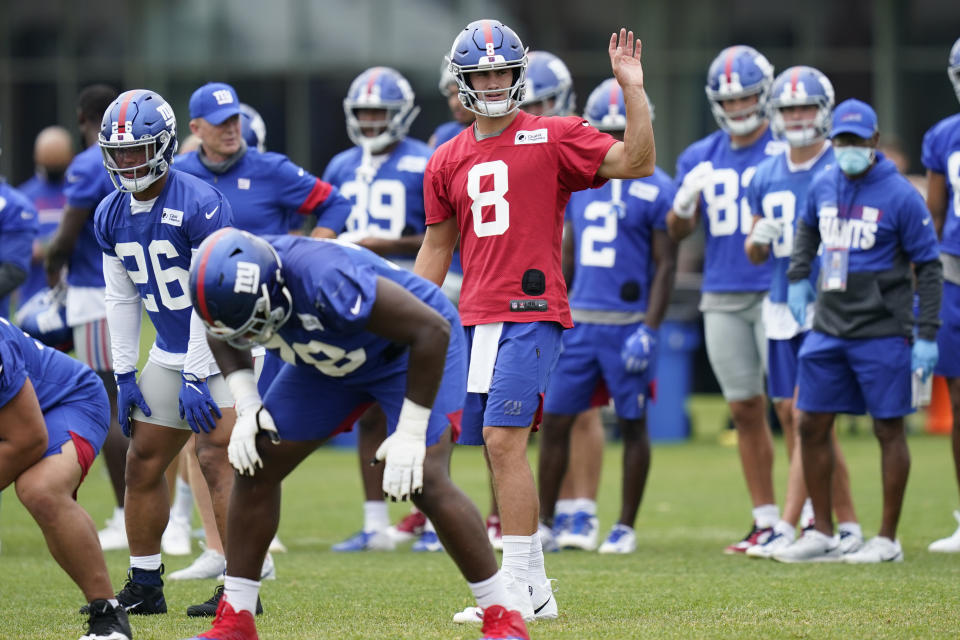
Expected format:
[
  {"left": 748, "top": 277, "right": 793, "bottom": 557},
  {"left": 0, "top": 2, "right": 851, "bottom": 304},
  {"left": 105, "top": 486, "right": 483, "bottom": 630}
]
[
  {"left": 949, "top": 37, "right": 960, "bottom": 104},
  {"left": 705, "top": 46, "right": 774, "bottom": 136},
  {"left": 189, "top": 228, "right": 292, "bottom": 349},
  {"left": 768, "top": 66, "right": 835, "bottom": 147},
  {"left": 584, "top": 78, "right": 656, "bottom": 131},
  {"left": 239, "top": 103, "right": 267, "bottom": 152},
  {"left": 447, "top": 19, "right": 527, "bottom": 117},
  {"left": 521, "top": 51, "right": 575, "bottom": 116},
  {"left": 99, "top": 89, "right": 178, "bottom": 193},
  {"left": 343, "top": 67, "right": 420, "bottom": 154}
]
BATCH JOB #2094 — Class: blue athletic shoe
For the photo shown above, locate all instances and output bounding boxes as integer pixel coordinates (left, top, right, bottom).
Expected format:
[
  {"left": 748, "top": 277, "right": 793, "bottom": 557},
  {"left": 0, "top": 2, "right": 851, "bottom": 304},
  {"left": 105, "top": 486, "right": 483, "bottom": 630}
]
[
  {"left": 412, "top": 531, "right": 443, "bottom": 552},
  {"left": 557, "top": 511, "right": 598, "bottom": 550},
  {"left": 331, "top": 529, "right": 395, "bottom": 552}
]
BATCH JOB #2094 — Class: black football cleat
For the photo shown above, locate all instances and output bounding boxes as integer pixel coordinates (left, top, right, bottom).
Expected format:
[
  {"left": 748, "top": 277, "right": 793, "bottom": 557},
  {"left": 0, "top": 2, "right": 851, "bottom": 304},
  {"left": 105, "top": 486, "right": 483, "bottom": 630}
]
[
  {"left": 80, "top": 598, "right": 133, "bottom": 640},
  {"left": 186, "top": 585, "right": 263, "bottom": 618}
]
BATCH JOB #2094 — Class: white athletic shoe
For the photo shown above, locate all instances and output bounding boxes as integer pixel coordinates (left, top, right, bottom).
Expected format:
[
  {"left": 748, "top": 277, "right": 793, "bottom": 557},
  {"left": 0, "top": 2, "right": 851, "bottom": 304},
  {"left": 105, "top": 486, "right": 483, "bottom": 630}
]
[
  {"left": 842, "top": 536, "right": 903, "bottom": 563},
  {"left": 217, "top": 551, "right": 277, "bottom": 582},
  {"left": 837, "top": 529, "right": 864, "bottom": 555},
  {"left": 557, "top": 511, "right": 598, "bottom": 551},
  {"left": 502, "top": 570, "right": 535, "bottom": 621},
  {"left": 268, "top": 535, "right": 288, "bottom": 553},
  {"left": 772, "top": 530, "right": 841, "bottom": 563},
  {"left": 97, "top": 512, "right": 128, "bottom": 552},
  {"left": 928, "top": 510, "right": 960, "bottom": 552},
  {"left": 529, "top": 578, "right": 558, "bottom": 620},
  {"left": 452, "top": 605, "right": 484, "bottom": 624},
  {"left": 745, "top": 531, "right": 794, "bottom": 558},
  {"left": 598, "top": 524, "right": 637, "bottom": 554},
  {"left": 161, "top": 516, "right": 192, "bottom": 556},
  {"left": 452, "top": 576, "right": 555, "bottom": 624},
  {"left": 168, "top": 548, "right": 226, "bottom": 580}
]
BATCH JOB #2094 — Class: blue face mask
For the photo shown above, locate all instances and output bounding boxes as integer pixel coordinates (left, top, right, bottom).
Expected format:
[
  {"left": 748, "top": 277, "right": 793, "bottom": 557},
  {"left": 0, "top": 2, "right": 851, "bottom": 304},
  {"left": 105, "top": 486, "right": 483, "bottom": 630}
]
[{"left": 835, "top": 146, "right": 875, "bottom": 176}]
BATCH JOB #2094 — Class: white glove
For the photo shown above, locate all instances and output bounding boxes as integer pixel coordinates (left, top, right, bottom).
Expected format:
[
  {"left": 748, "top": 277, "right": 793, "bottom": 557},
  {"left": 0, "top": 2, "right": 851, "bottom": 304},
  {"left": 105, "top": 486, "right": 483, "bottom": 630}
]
[
  {"left": 228, "top": 404, "right": 280, "bottom": 476},
  {"left": 672, "top": 161, "right": 714, "bottom": 219},
  {"left": 374, "top": 398, "right": 430, "bottom": 501},
  {"left": 749, "top": 217, "right": 783, "bottom": 246}
]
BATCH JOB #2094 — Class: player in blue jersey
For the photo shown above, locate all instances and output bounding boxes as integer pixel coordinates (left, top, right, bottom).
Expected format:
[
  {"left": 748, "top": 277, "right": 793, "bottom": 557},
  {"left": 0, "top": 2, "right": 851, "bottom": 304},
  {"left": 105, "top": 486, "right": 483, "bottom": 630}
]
[
  {"left": 94, "top": 89, "right": 239, "bottom": 613},
  {"left": 520, "top": 51, "right": 576, "bottom": 117},
  {"left": 539, "top": 77, "right": 677, "bottom": 556},
  {"left": 430, "top": 62, "right": 476, "bottom": 150},
  {"left": 742, "top": 66, "right": 862, "bottom": 559},
  {"left": 0, "top": 174, "right": 38, "bottom": 318},
  {"left": 238, "top": 103, "right": 266, "bottom": 153},
  {"left": 666, "top": 46, "right": 786, "bottom": 553},
  {"left": 44, "top": 85, "right": 130, "bottom": 551},
  {"left": 925, "top": 37, "right": 960, "bottom": 553},
  {"left": 0, "top": 317, "right": 132, "bottom": 640},
  {"left": 17, "top": 126, "right": 73, "bottom": 303},
  {"left": 183, "top": 229, "right": 530, "bottom": 640},
  {"left": 779, "top": 99, "right": 942, "bottom": 563},
  {"left": 321, "top": 66, "right": 445, "bottom": 553}
]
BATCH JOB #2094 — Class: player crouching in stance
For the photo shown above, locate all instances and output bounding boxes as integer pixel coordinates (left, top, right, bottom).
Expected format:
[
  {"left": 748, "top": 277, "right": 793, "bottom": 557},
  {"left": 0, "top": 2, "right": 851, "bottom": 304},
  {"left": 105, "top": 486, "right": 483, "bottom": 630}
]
[
  {"left": 183, "top": 229, "right": 530, "bottom": 640},
  {"left": 0, "top": 317, "right": 132, "bottom": 640}
]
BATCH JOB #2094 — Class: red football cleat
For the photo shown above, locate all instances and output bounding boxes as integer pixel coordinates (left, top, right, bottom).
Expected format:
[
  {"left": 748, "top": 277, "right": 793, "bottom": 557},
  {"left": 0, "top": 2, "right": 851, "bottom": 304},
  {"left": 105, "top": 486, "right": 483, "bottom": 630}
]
[
  {"left": 185, "top": 598, "right": 258, "bottom": 640},
  {"left": 479, "top": 604, "right": 529, "bottom": 640},
  {"left": 387, "top": 508, "right": 427, "bottom": 543}
]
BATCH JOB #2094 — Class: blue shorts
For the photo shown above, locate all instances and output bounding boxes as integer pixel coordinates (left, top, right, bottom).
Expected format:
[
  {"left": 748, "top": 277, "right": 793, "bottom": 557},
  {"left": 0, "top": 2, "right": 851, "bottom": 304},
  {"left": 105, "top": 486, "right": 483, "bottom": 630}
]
[
  {"left": 767, "top": 333, "right": 807, "bottom": 400},
  {"left": 796, "top": 331, "right": 912, "bottom": 419},
  {"left": 543, "top": 322, "right": 653, "bottom": 420},
  {"left": 936, "top": 281, "right": 960, "bottom": 378},
  {"left": 460, "top": 322, "right": 563, "bottom": 446},
  {"left": 43, "top": 382, "right": 110, "bottom": 459},
  {"left": 264, "top": 328, "right": 467, "bottom": 446}
]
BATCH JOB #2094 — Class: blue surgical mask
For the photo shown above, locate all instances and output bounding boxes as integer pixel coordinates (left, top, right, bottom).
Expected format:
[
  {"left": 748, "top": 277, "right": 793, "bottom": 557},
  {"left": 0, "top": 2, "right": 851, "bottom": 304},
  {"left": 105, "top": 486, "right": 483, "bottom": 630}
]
[{"left": 835, "top": 146, "right": 875, "bottom": 176}]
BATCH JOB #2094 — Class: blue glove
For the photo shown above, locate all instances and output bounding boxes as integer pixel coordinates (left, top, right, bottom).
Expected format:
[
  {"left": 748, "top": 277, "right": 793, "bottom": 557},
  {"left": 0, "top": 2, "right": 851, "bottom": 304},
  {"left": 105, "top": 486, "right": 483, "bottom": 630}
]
[
  {"left": 178, "top": 372, "right": 223, "bottom": 434},
  {"left": 787, "top": 280, "right": 816, "bottom": 325},
  {"left": 621, "top": 324, "right": 658, "bottom": 374},
  {"left": 912, "top": 339, "right": 938, "bottom": 382},
  {"left": 115, "top": 370, "right": 151, "bottom": 437}
]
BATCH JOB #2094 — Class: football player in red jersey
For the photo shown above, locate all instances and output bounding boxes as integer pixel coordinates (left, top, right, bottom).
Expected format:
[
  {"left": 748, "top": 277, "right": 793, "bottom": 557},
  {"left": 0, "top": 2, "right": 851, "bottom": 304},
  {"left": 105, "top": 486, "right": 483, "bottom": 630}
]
[{"left": 416, "top": 21, "right": 654, "bottom": 625}]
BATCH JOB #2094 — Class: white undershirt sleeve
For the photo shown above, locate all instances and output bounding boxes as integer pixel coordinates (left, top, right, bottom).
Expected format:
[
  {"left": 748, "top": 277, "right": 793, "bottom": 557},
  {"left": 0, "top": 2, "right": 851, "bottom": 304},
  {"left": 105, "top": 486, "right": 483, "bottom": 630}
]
[
  {"left": 102, "top": 253, "right": 141, "bottom": 375},
  {"left": 182, "top": 248, "right": 217, "bottom": 378}
]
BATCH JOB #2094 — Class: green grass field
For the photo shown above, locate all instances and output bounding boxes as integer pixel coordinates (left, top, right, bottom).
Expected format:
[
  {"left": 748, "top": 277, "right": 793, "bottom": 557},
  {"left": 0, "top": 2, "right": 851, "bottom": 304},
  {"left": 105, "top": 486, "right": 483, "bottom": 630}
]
[{"left": 3, "top": 405, "right": 960, "bottom": 639}]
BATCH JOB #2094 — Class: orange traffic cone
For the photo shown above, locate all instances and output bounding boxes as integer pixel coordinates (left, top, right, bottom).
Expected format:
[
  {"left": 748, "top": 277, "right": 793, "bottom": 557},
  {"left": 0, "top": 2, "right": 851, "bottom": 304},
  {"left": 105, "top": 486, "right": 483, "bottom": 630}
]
[{"left": 927, "top": 375, "right": 953, "bottom": 434}]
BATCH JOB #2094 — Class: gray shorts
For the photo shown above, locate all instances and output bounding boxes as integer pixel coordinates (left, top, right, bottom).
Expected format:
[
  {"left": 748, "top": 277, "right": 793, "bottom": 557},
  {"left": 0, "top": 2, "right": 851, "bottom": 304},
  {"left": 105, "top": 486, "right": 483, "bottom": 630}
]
[
  {"left": 703, "top": 300, "right": 767, "bottom": 402},
  {"left": 132, "top": 360, "right": 233, "bottom": 430}
]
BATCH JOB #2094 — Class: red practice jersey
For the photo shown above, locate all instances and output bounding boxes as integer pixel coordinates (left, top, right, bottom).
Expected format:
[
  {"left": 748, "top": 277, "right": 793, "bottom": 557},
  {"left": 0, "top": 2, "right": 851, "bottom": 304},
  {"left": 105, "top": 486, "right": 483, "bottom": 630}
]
[{"left": 425, "top": 110, "right": 616, "bottom": 327}]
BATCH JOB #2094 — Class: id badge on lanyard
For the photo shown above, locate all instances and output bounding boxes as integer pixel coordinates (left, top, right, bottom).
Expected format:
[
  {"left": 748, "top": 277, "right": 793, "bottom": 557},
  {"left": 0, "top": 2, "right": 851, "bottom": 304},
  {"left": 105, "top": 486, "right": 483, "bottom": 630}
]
[{"left": 823, "top": 247, "right": 849, "bottom": 292}]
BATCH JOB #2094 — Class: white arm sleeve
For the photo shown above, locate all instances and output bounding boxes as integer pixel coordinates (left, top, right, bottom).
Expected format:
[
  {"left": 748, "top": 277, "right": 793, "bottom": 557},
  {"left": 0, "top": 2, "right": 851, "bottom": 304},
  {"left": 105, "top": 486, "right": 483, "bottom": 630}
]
[
  {"left": 182, "top": 248, "right": 218, "bottom": 378},
  {"left": 103, "top": 253, "right": 141, "bottom": 375}
]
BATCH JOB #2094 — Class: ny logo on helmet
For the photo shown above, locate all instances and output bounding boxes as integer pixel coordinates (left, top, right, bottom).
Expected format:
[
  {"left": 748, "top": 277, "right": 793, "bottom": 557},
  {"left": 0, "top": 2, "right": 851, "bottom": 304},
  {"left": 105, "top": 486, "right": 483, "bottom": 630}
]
[
  {"left": 157, "top": 102, "right": 176, "bottom": 128},
  {"left": 234, "top": 261, "right": 261, "bottom": 295}
]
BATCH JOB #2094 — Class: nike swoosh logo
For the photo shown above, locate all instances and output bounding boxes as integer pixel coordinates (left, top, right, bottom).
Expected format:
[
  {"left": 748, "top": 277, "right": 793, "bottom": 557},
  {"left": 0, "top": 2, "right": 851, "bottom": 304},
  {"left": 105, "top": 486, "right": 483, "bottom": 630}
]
[
  {"left": 923, "top": 217, "right": 931, "bottom": 226},
  {"left": 350, "top": 294, "right": 362, "bottom": 315},
  {"left": 123, "top": 600, "right": 143, "bottom": 612},
  {"left": 533, "top": 594, "right": 553, "bottom": 615},
  {"left": 186, "top": 383, "right": 201, "bottom": 393},
  {"left": 204, "top": 205, "right": 219, "bottom": 219}
]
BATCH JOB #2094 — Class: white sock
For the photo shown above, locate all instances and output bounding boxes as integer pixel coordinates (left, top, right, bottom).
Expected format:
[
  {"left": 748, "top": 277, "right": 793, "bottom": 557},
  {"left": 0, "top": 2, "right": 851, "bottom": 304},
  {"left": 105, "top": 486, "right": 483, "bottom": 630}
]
[
  {"left": 169, "top": 476, "right": 193, "bottom": 524},
  {"left": 424, "top": 518, "right": 436, "bottom": 533},
  {"left": 773, "top": 520, "right": 796, "bottom": 540},
  {"left": 500, "top": 535, "right": 531, "bottom": 584},
  {"left": 528, "top": 531, "right": 547, "bottom": 585},
  {"left": 469, "top": 571, "right": 511, "bottom": 610},
  {"left": 223, "top": 575, "right": 261, "bottom": 615},
  {"left": 555, "top": 499, "right": 576, "bottom": 517},
  {"left": 129, "top": 554, "right": 162, "bottom": 571},
  {"left": 837, "top": 521, "right": 862, "bottom": 539},
  {"left": 574, "top": 498, "right": 597, "bottom": 516},
  {"left": 112, "top": 506, "right": 125, "bottom": 523},
  {"left": 800, "top": 499, "right": 815, "bottom": 528},
  {"left": 752, "top": 504, "right": 779, "bottom": 529},
  {"left": 363, "top": 500, "right": 389, "bottom": 532}
]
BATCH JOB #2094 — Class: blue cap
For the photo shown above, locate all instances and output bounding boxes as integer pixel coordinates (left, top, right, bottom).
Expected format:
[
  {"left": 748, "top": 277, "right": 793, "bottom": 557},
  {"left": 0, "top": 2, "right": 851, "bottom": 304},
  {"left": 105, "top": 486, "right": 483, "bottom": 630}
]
[
  {"left": 189, "top": 82, "right": 241, "bottom": 125},
  {"left": 830, "top": 99, "right": 877, "bottom": 139}
]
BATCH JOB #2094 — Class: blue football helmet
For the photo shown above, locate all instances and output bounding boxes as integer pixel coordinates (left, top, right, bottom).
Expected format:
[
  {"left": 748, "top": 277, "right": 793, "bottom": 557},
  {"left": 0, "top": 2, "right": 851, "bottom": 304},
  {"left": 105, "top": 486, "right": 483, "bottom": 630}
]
[
  {"left": 239, "top": 103, "right": 266, "bottom": 152},
  {"left": 438, "top": 57, "right": 458, "bottom": 97},
  {"left": 583, "top": 78, "right": 656, "bottom": 131},
  {"left": 768, "top": 66, "right": 835, "bottom": 147},
  {"left": 447, "top": 19, "right": 528, "bottom": 117},
  {"left": 343, "top": 67, "right": 420, "bottom": 154},
  {"left": 521, "top": 51, "right": 575, "bottom": 116},
  {"left": 189, "top": 228, "right": 292, "bottom": 349},
  {"left": 705, "top": 46, "right": 774, "bottom": 136},
  {"left": 15, "top": 287, "right": 72, "bottom": 352},
  {"left": 949, "top": 37, "right": 960, "bottom": 104},
  {"left": 99, "top": 89, "right": 178, "bottom": 193}
]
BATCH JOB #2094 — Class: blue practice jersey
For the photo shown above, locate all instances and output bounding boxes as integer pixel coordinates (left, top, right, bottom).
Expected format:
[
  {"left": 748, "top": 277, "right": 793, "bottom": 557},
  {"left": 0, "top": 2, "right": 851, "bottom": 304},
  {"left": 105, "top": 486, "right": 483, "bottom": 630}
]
[
  {"left": 64, "top": 145, "right": 116, "bottom": 288},
  {"left": 675, "top": 128, "right": 784, "bottom": 292},
  {"left": 803, "top": 155, "right": 939, "bottom": 271},
  {"left": 431, "top": 121, "right": 468, "bottom": 150},
  {"left": 566, "top": 168, "right": 675, "bottom": 314},
  {"left": 0, "top": 182, "right": 39, "bottom": 318},
  {"left": 94, "top": 170, "right": 233, "bottom": 355},
  {"left": 0, "top": 316, "right": 99, "bottom": 412},
  {"left": 175, "top": 148, "right": 349, "bottom": 236},
  {"left": 922, "top": 113, "right": 960, "bottom": 256},
  {"left": 746, "top": 146, "right": 834, "bottom": 303},
  {"left": 261, "top": 235, "right": 457, "bottom": 381},
  {"left": 17, "top": 176, "right": 66, "bottom": 301},
  {"left": 322, "top": 138, "right": 430, "bottom": 254}
]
